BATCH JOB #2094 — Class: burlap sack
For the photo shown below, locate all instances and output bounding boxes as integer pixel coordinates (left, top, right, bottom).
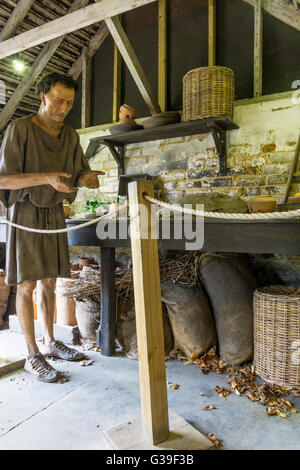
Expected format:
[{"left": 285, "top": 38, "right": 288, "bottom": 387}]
[
  {"left": 116, "top": 295, "right": 173, "bottom": 360},
  {"left": 160, "top": 280, "right": 217, "bottom": 358},
  {"left": 200, "top": 253, "right": 258, "bottom": 365}
]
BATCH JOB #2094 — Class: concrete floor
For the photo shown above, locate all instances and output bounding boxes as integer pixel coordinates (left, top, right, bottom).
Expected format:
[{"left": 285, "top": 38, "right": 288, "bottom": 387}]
[{"left": 0, "top": 330, "right": 299, "bottom": 450}]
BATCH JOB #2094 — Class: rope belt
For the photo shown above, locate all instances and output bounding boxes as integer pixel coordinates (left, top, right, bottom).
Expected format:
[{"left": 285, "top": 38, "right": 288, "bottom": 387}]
[{"left": 0, "top": 196, "right": 299, "bottom": 234}]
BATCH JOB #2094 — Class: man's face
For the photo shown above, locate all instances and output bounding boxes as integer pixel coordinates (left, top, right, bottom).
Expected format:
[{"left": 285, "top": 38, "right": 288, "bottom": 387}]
[{"left": 40, "top": 82, "right": 75, "bottom": 123}]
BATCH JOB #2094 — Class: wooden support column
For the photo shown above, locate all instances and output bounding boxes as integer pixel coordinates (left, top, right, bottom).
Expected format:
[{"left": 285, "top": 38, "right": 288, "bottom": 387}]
[
  {"left": 98, "top": 247, "right": 116, "bottom": 356},
  {"left": 104, "top": 180, "right": 215, "bottom": 450},
  {"left": 81, "top": 46, "right": 92, "bottom": 129},
  {"left": 158, "top": 0, "right": 167, "bottom": 112},
  {"left": 254, "top": 0, "right": 263, "bottom": 97},
  {"left": 208, "top": 0, "right": 216, "bottom": 66},
  {"left": 128, "top": 180, "right": 169, "bottom": 445},
  {"left": 113, "top": 17, "right": 122, "bottom": 123}
]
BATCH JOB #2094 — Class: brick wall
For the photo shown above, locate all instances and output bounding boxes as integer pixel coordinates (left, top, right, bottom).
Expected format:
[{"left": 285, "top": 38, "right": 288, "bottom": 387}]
[{"left": 74, "top": 93, "right": 299, "bottom": 215}]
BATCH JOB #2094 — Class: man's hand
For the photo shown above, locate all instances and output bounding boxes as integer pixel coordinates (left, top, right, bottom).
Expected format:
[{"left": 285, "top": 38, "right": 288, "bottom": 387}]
[
  {"left": 46, "top": 172, "right": 78, "bottom": 193},
  {"left": 76, "top": 170, "right": 105, "bottom": 189}
]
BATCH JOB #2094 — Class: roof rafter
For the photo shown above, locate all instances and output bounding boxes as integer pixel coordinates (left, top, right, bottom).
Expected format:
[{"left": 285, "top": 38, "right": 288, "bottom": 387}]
[
  {"left": 0, "top": 0, "right": 157, "bottom": 60},
  {"left": 242, "top": 0, "right": 300, "bottom": 31}
]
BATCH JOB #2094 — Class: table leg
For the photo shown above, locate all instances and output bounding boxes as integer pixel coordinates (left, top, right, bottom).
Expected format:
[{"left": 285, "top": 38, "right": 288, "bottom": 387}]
[{"left": 96, "top": 247, "right": 116, "bottom": 356}]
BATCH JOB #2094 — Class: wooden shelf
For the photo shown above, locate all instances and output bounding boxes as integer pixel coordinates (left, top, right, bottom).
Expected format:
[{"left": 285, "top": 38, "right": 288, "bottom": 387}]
[{"left": 85, "top": 115, "right": 239, "bottom": 176}]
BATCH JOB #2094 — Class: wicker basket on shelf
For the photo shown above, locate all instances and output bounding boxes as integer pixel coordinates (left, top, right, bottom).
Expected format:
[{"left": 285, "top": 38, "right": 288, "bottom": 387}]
[
  {"left": 182, "top": 66, "right": 235, "bottom": 121},
  {"left": 253, "top": 286, "right": 300, "bottom": 389}
]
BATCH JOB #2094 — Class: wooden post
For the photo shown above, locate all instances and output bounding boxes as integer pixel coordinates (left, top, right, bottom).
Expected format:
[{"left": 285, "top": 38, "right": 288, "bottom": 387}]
[
  {"left": 113, "top": 16, "right": 122, "bottom": 123},
  {"left": 81, "top": 46, "right": 92, "bottom": 128},
  {"left": 128, "top": 180, "right": 169, "bottom": 445},
  {"left": 158, "top": 0, "right": 167, "bottom": 112},
  {"left": 254, "top": 0, "right": 263, "bottom": 97},
  {"left": 208, "top": 0, "right": 216, "bottom": 66},
  {"left": 98, "top": 247, "right": 116, "bottom": 356}
]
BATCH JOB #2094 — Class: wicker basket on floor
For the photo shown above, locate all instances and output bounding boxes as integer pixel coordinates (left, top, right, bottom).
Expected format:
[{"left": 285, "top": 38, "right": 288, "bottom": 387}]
[
  {"left": 253, "top": 286, "right": 300, "bottom": 389},
  {"left": 182, "top": 66, "right": 235, "bottom": 121}
]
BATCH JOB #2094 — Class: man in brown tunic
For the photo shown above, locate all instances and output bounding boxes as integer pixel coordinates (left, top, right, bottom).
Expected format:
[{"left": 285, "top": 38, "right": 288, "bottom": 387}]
[{"left": 0, "top": 73, "right": 104, "bottom": 382}]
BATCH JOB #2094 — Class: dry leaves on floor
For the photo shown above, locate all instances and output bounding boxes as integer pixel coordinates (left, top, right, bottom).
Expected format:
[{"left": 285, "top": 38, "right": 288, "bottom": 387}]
[
  {"left": 169, "top": 383, "right": 179, "bottom": 390},
  {"left": 79, "top": 359, "right": 94, "bottom": 367},
  {"left": 206, "top": 433, "right": 222, "bottom": 447},
  {"left": 202, "top": 403, "right": 215, "bottom": 411},
  {"left": 215, "top": 386, "right": 231, "bottom": 398}
]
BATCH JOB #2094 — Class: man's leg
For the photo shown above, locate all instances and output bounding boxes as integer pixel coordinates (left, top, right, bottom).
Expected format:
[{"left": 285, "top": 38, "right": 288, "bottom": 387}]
[
  {"left": 16, "top": 280, "right": 39, "bottom": 358},
  {"left": 38, "top": 277, "right": 84, "bottom": 361},
  {"left": 16, "top": 279, "right": 58, "bottom": 383},
  {"left": 36, "top": 277, "right": 56, "bottom": 345}
]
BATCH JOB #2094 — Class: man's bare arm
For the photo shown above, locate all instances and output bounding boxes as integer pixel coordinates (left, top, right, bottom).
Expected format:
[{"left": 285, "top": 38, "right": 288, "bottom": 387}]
[{"left": 0, "top": 172, "right": 77, "bottom": 193}]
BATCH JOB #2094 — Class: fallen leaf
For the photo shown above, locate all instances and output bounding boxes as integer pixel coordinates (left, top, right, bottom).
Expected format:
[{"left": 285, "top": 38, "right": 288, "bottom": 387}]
[
  {"left": 202, "top": 403, "right": 215, "bottom": 411},
  {"left": 266, "top": 407, "right": 290, "bottom": 419},
  {"left": 206, "top": 433, "right": 222, "bottom": 447},
  {"left": 169, "top": 383, "right": 179, "bottom": 390},
  {"left": 199, "top": 392, "right": 209, "bottom": 397},
  {"left": 184, "top": 360, "right": 193, "bottom": 365},
  {"left": 80, "top": 359, "right": 94, "bottom": 367},
  {"left": 215, "top": 386, "right": 231, "bottom": 398}
]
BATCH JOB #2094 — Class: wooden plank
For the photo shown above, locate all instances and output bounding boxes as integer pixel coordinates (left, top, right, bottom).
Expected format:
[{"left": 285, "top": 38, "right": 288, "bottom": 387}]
[
  {"left": 158, "top": 0, "right": 167, "bottom": 112},
  {"left": 242, "top": 0, "right": 300, "bottom": 32},
  {"left": 81, "top": 46, "right": 92, "bottom": 129},
  {"left": 112, "top": 17, "right": 122, "bottom": 123},
  {"left": 104, "top": 409, "right": 214, "bottom": 450},
  {"left": 128, "top": 180, "right": 169, "bottom": 445},
  {"left": 0, "top": 0, "right": 90, "bottom": 131},
  {"left": 208, "top": 0, "right": 216, "bottom": 66},
  {"left": 105, "top": 16, "right": 161, "bottom": 115},
  {"left": 0, "top": 0, "right": 157, "bottom": 60},
  {"left": 69, "top": 22, "right": 110, "bottom": 80},
  {"left": 90, "top": 116, "right": 239, "bottom": 146},
  {"left": 0, "top": 359, "right": 26, "bottom": 378},
  {"left": 0, "top": 0, "right": 35, "bottom": 41},
  {"left": 254, "top": 0, "right": 263, "bottom": 97}
]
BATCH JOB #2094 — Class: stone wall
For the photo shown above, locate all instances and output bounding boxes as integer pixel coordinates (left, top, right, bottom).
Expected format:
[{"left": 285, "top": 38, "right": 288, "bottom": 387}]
[{"left": 74, "top": 93, "right": 300, "bottom": 214}]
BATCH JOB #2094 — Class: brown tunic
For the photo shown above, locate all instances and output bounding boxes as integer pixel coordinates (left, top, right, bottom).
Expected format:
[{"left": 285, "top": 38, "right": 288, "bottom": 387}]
[{"left": 0, "top": 115, "right": 91, "bottom": 285}]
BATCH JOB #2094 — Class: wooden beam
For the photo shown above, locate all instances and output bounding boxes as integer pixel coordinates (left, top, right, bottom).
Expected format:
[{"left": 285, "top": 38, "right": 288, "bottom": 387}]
[
  {"left": 208, "top": 0, "right": 216, "bottom": 66},
  {"left": 113, "top": 17, "right": 122, "bottom": 123},
  {"left": 69, "top": 22, "right": 109, "bottom": 80},
  {"left": 254, "top": 0, "right": 263, "bottom": 97},
  {"left": 0, "top": 0, "right": 35, "bottom": 41},
  {"left": 158, "top": 0, "right": 167, "bottom": 112},
  {"left": 81, "top": 47, "right": 92, "bottom": 129},
  {"left": 0, "top": 0, "right": 157, "bottom": 60},
  {"left": 105, "top": 16, "right": 161, "bottom": 115},
  {"left": 242, "top": 0, "right": 300, "bottom": 32},
  {"left": 128, "top": 180, "right": 169, "bottom": 445},
  {"left": 0, "top": 0, "right": 89, "bottom": 131}
]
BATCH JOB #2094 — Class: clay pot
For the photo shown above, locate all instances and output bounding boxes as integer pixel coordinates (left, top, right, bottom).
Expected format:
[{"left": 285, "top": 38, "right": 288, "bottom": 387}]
[
  {"left": 78, "top": 257, "right": 96, "bottom": 267},
  {"left": 119, "top": 104, "right": 137, "bottom": 120},
  {"left": 0, "top": 272, "right": 10, "bottom": 330},
  {"left": 55, "top": 278, "right": 77, "bottom": 326},
  {"left": 247, "top": 196, "right": 277, "bottom": 213}
]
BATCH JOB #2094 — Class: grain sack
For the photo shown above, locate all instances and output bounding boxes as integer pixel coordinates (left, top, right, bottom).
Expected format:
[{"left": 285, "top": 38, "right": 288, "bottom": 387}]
[
  {"left": 200, "top": 253, "right": 258, "bottom": 365},
  {"left": 116, "top": 296, "right": 173, "bottom": 360},
  {"left": 75, "top": 299, "right": 100, "bottom": 343},
  {"left": 160, "top": 280, "right": 217, "bottom": 358},
  {"left": 0, "top": 272, "right": 10, "bottom": 330}
]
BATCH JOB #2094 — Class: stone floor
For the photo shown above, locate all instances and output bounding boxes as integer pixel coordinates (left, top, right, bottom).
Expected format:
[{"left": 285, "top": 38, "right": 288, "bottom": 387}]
[{"left": 0, "top": 330, "right": 299, "bottom": 450}]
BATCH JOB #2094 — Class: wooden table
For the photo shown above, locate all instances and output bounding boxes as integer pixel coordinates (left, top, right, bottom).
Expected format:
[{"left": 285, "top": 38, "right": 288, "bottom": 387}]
[{"left": 1, "top": 217, "right": 300, "bottom": 355}]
